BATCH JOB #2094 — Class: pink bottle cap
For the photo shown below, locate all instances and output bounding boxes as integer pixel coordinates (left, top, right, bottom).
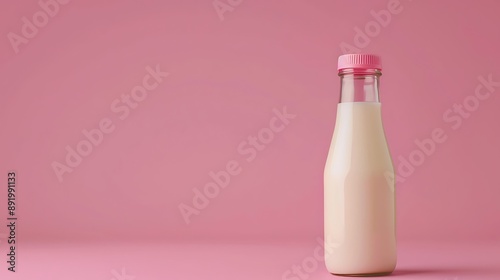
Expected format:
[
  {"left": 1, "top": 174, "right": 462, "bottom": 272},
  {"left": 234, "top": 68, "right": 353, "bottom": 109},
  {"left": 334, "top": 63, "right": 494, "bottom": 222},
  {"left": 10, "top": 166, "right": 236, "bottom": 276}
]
[{"left": 337, "top": 54, "right": 382, "bottom": 71}]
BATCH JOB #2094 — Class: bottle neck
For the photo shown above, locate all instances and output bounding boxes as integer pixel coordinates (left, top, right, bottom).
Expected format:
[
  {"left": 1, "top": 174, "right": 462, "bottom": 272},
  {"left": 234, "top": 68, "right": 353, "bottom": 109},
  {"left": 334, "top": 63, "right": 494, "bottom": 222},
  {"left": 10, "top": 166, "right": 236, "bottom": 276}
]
[{"left": 339, "top": 69, "right": 381, "bottom": 103}]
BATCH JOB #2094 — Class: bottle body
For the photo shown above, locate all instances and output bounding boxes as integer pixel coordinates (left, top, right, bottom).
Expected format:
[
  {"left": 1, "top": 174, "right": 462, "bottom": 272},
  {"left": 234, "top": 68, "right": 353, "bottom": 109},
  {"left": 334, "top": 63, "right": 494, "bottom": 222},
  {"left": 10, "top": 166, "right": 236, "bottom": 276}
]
[
  {"left": 324, "top": 54, "right": 396, "bottom": 275},
  {"left": 324, "top": 102, "right": 396, "bottom": 275}
]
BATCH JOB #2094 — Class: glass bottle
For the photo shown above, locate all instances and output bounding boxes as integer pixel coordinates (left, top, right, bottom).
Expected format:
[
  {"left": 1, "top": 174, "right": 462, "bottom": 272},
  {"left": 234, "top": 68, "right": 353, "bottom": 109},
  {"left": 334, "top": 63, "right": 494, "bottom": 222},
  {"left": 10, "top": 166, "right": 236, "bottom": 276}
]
[{"left": 324, "top": 54, "right": 396, "bottom": 276}]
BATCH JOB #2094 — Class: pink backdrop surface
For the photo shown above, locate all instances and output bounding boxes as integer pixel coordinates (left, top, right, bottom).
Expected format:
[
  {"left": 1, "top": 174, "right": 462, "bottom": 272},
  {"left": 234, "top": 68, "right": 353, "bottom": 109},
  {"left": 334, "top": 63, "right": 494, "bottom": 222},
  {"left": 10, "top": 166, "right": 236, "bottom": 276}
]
[{"left": 0, "top": 0, "right": 499, "bottom": 279}]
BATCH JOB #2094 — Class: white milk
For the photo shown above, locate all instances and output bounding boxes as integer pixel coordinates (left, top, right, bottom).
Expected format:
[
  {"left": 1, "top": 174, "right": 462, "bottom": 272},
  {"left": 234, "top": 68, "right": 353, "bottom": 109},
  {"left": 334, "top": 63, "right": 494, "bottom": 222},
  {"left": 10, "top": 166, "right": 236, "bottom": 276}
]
[{"left": 324, "top": 102, "right": 396, "bottom": 275}]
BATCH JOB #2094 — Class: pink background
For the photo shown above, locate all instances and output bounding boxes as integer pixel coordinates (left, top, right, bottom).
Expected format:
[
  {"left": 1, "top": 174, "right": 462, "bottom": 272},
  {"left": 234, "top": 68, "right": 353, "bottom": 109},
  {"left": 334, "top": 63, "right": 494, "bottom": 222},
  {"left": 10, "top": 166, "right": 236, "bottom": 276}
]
[{"left": 1, "top": 0, "right": 499, "bottom": 279}]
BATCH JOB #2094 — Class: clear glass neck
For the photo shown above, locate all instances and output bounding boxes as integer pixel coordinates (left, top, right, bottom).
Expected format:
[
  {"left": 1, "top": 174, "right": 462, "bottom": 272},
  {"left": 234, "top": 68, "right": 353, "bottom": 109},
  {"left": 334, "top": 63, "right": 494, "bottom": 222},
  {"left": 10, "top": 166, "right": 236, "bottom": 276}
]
[{"left": 339, "top": 69, "right": 381, "bottom": 103}]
